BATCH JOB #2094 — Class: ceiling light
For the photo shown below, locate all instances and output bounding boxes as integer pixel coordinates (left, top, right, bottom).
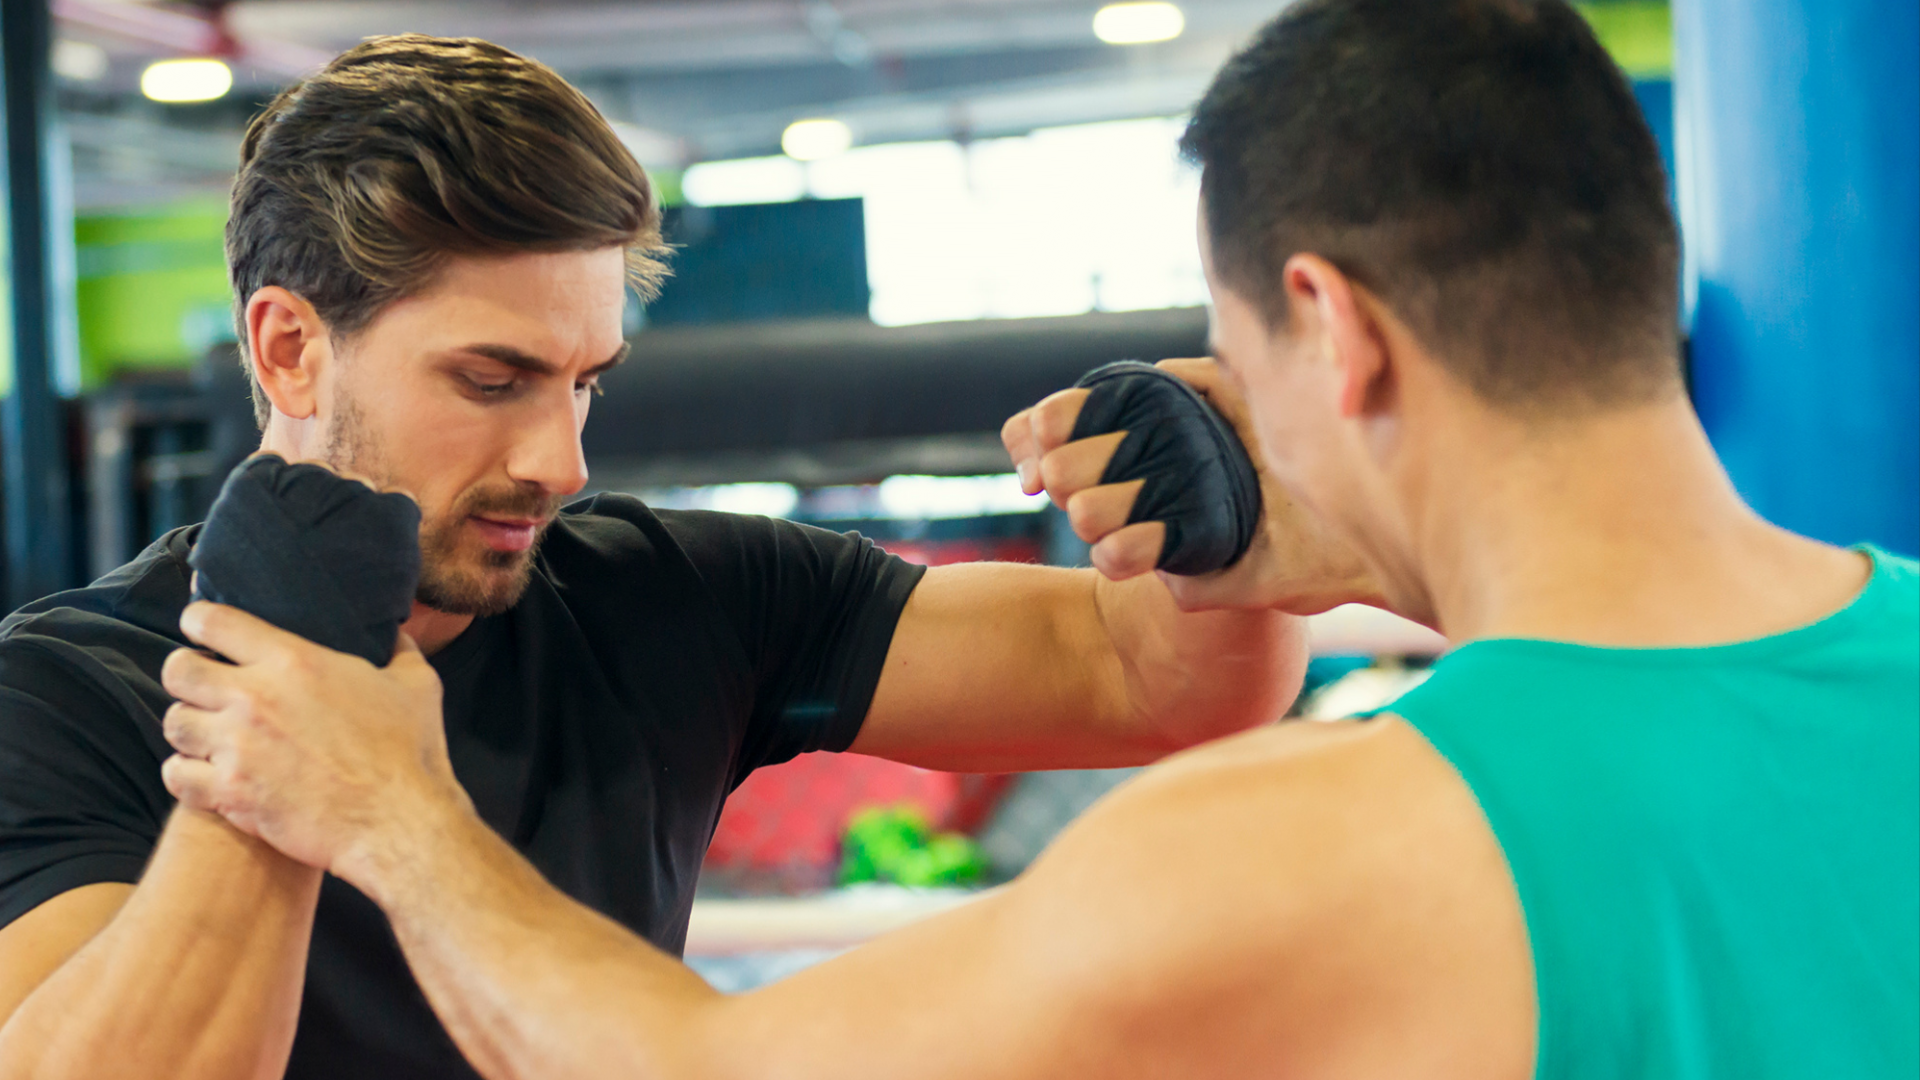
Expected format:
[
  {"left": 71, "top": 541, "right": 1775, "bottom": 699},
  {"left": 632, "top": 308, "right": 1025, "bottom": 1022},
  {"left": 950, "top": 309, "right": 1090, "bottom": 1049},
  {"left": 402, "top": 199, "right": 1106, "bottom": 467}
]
[
  {"left": 1093, "top": 2, "right": 1186, "bottom": 45},
  {"left": 140, "top": 58, "right": 232, "bottom": 104},
  {"left": 782, "top": 117, "right": 853, "bottom": 162},
  {"left": 52, "top": 39, "right": 108, "bottom": 82},
  {"left": 682, "top": 156, "right": 808, "bottom": 206}
]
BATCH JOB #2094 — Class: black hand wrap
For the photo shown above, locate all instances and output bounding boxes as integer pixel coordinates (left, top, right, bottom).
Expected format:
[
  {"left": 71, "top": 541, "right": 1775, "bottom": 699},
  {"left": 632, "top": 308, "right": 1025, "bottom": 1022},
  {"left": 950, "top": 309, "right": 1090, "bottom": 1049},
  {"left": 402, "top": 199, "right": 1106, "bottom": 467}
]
[
  {"left": 188, "top": 454, "right": 422, "bottom": 667},
  {"left": 1069, "top": 360, "right": 1262, "bottom": 576}
]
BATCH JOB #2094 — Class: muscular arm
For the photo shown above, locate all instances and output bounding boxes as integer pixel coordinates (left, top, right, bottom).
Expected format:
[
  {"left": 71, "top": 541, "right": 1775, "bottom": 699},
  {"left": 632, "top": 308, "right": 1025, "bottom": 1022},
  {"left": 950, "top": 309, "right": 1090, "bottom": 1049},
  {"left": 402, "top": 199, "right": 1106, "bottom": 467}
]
[
  {"left": 0, "top": 808, "right": 322, "bottom": 1080},
  {"left": 323, "top": 718, "right": 1530, "bottom": 1080},
  {"left": 850, "top": 358, "right": 1382, "bottom": 771},
  {"left": 852, "top": 561, "right": 1307, "bottom": 770},
  {"left": 159, "top": 606, "right": 1533, "bottom": 1080}
]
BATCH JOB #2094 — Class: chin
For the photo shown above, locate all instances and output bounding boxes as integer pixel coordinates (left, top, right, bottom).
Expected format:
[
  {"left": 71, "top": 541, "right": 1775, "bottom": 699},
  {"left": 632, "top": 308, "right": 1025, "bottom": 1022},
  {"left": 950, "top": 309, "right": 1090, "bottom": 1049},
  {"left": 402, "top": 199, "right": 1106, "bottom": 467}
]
[{"left": 416, "top": 551, "right": 537, "bottom": 617}]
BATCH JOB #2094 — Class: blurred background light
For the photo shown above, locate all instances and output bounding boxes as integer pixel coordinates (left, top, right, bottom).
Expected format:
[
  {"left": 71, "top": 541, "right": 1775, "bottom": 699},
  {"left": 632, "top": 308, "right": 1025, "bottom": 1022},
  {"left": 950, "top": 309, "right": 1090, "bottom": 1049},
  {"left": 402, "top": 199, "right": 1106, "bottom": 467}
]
[
  {"left": 782, "top": 118, "right": 854, "bottom": 161},
  {"left": 640, "top": 483, "right": 802, "bottom": 518},
  {"left": 139, "top": 58, "right": 232, "bottom": 103},
  {"left": 1093, "top": 2, "right": 1186, "bottom": 45},
  {"left": 876, "top": 474, "right": 1043, "bottom": 520},
  {"left": 684, "top": 117, "right": 1205, "bottom": 327},
  {"left": 682, "top": 156, "right": 808, "bottom": 207},
  {"left": 51, "top": 38, "right": 107, "bottom": 82}
]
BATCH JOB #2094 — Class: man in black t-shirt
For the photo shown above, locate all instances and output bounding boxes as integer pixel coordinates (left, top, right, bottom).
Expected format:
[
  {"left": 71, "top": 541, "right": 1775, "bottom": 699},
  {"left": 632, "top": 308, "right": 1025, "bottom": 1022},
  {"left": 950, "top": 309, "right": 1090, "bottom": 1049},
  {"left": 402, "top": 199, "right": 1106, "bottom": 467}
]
[{"left": 0, "top": 35, "right": 1361, "bottom": 1080}]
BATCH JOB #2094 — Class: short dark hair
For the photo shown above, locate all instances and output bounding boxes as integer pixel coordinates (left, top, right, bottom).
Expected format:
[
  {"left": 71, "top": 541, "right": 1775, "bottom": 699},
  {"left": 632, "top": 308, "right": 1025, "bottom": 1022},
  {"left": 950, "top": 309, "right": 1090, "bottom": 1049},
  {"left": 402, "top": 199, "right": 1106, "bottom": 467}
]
[
  {"left": 228, "top": 34, "right": 670, "bottom": 426},
  {"left": 1180, "top": 0, "right": 1680, "bottom": 410}
]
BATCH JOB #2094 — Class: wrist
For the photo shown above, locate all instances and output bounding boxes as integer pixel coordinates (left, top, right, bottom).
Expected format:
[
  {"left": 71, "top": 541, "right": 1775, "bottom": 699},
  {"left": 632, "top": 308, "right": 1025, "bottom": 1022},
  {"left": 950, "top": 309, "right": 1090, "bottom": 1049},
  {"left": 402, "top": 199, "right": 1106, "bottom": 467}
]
[{"left": 332, "top": 778, "right": 479, "bottom": 905}]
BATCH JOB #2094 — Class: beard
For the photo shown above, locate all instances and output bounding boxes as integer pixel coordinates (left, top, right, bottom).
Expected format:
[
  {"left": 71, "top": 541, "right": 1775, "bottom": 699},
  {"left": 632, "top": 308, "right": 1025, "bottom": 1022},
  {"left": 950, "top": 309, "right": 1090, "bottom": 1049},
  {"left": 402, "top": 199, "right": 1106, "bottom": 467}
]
[{"left": 323, "top": 391, "right": 560, "bottom": 618}]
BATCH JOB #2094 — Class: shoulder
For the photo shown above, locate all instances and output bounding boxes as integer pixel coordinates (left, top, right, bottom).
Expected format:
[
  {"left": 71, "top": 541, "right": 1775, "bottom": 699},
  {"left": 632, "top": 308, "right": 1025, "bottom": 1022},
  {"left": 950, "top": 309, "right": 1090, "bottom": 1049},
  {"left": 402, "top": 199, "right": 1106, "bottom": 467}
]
[
  {"left": 1003, "top": 717, "right": 1533, "bottom": 1074},
  {"left": 1040, "top": 717, "right": 1488, "bottom": 881},
  {"left": 0, "top": 531, "right": 191, "bottom": 729},
  {"left": 2, "top": 527, "right": 191, "bottom": 647},
  {"left": 543, "top": 494, "right": 807, "bottom": 569}
]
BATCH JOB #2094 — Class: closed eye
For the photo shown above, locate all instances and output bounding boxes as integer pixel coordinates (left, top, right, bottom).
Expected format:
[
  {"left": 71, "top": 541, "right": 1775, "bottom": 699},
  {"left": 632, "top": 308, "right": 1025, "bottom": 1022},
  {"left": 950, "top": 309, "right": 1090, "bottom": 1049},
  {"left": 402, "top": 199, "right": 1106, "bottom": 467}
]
[{"left": 468, "top": 376, "right": 518, "bottom": 397}]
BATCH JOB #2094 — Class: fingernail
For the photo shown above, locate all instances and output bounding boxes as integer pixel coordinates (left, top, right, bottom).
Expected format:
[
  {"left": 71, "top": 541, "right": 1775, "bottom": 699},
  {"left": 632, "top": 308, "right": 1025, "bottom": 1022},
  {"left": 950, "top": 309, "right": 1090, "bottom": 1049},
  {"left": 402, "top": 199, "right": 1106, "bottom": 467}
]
[
  {"left": 1016, "top": 461, "right": 1037, "bottom": 492},
  {"left": 179, "top": 603, "right": 204, "bottom": 637}
]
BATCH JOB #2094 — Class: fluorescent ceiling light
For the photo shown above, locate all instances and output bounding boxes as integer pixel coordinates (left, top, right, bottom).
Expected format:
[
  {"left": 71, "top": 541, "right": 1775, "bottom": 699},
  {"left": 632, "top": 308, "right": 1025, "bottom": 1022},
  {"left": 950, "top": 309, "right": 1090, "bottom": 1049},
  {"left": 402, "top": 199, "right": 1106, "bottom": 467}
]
[
  {"left": 782, "top": 117, "right": 854, "bottom": 161},
  {"left": 682, "top": 155, "right": 807, "bottom": 206},
  {"left": 52, "top": 39, "right": 108, "bottom": 82},
  {"left": 140, "top": 58, "right": 232, "bottom": 103},
  {"left": 1093, "top": 2, "right": 1185, "bottom": 45}
]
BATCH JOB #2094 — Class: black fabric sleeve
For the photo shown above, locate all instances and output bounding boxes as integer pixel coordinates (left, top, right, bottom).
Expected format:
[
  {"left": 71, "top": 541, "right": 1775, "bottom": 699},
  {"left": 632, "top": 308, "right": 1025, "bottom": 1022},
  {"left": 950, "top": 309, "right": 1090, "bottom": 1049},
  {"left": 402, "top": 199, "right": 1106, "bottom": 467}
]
[
  {"left": 0, "top": 661, "right": 167, "bottom": 930},
  {"left": 653, "top": 509, "right": 926, "bottom": 771}
]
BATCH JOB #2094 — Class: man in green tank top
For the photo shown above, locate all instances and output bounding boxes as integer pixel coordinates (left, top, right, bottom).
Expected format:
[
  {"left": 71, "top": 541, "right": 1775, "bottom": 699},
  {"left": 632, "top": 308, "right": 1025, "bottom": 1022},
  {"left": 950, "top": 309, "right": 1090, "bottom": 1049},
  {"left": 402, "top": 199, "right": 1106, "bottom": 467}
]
[{"left": 130, "top": 1, "right": 1915, "bottom": 1077}]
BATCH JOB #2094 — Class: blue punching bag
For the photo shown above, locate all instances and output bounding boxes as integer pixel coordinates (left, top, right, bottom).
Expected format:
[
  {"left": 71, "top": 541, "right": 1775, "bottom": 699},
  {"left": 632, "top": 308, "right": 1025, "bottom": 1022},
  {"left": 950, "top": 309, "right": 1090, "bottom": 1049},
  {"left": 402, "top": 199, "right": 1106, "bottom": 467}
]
[{"left": 1675, "top": 0, "right": 1919, "bottom": 555}]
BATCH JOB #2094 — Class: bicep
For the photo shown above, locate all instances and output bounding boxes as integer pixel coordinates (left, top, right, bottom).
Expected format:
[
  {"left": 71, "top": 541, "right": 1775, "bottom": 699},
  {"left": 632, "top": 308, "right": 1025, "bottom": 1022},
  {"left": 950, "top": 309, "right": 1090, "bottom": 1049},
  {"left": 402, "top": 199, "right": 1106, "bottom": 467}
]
[
  {"left": 853, "top": 562, "right": 1144, "bottom": 771},
  {"left": 0, "top": 882, "right": 132, "bottom": 1026}
]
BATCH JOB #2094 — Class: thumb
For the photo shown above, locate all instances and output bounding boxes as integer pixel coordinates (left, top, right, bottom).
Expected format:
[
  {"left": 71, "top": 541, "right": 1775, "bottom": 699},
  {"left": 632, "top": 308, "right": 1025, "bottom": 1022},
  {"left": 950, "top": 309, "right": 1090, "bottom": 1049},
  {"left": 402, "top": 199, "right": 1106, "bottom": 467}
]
[{"left": 392, "top": 629, "right": 424, "bottom": 662}]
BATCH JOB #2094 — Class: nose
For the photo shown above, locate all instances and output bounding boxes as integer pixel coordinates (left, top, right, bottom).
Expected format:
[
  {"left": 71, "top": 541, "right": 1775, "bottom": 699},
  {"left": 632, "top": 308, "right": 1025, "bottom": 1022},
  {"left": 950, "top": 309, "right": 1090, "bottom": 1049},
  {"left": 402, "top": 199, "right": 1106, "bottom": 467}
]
[{"left": 505, "top": 389, "right": 590, "bottom": 499}]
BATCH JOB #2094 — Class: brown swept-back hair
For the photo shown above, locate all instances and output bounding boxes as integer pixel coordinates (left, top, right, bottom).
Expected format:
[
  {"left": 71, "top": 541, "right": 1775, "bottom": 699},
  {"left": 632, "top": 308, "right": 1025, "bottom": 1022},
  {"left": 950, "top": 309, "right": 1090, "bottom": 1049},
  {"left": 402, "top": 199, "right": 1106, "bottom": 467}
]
[{"left": 227, "top": 34, "right": 670, "bottom": 426}]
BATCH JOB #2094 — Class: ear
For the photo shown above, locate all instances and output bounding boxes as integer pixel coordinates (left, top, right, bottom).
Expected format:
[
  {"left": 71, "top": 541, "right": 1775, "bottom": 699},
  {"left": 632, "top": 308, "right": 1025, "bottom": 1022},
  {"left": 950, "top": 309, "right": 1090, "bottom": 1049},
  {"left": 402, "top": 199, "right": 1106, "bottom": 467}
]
[
  {"left": 1279, "top": 254, "right": 1391, "bottom": 420},
  {"left": 244, "top": 286, "right": 333, "bottom": 421}
]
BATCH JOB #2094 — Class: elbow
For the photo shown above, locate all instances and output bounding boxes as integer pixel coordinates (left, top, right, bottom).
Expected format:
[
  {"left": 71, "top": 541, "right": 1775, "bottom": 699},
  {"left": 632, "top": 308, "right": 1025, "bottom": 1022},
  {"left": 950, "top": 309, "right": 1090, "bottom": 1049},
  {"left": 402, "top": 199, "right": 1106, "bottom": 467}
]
[{"left": 1144, "top": 619, "right": 1312, "bottom": 751}]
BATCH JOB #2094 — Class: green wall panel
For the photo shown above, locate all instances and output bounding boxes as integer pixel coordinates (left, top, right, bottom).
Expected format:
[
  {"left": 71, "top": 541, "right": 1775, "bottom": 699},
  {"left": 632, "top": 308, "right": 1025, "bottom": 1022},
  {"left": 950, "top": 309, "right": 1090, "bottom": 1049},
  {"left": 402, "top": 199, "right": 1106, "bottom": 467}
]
[{"left": 73, "top": 199, "right": 232, "bottom": 389}]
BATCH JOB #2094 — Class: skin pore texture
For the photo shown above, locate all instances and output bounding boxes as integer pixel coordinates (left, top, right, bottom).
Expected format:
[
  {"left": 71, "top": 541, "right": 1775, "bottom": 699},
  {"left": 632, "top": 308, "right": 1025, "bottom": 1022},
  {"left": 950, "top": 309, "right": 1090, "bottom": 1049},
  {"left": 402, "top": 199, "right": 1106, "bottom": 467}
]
[
  {"left": 137, "top": 195, "right": 1875, "bottom": 1080},
  {"left": 0, "top": 244, "right": 1312, "bottom": 1078}
]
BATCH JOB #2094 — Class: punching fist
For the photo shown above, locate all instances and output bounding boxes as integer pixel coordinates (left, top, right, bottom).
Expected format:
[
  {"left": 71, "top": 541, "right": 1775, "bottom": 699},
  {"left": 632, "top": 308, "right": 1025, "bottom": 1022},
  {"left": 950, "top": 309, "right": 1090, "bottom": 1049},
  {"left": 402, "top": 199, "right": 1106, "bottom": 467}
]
[{"left": 1001, "top": 357, "right": 1379, "bottom": 615}]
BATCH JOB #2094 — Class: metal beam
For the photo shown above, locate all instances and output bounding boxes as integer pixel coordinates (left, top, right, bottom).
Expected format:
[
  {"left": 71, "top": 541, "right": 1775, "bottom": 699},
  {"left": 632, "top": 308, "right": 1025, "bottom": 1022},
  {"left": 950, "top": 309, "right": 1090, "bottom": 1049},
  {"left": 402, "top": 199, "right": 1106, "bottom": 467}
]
[{"left": 1, "top": 0, "right": 74, "bottom": 607}]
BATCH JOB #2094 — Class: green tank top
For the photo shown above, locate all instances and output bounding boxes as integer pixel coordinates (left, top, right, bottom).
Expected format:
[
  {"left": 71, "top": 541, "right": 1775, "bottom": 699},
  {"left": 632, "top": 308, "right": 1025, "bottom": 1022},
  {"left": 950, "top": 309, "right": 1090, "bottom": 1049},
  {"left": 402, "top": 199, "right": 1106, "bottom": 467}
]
[{"left": 1384, "top": 546, "right": 1918, "bottom": 1079}]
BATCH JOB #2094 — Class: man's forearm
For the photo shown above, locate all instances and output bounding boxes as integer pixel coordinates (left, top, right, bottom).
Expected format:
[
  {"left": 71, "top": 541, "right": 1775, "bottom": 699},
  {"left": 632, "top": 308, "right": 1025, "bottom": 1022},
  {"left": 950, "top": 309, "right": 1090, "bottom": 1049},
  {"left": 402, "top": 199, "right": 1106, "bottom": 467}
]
[
  {"left": 1093, "top": 570, "right": 1310, "bottom": 748},
  {"left": 0, "top": 807, "right": 321, "bottom": 1080},
  {"left": 344, "top": 800, "right": 720, "bottom": 1080}
]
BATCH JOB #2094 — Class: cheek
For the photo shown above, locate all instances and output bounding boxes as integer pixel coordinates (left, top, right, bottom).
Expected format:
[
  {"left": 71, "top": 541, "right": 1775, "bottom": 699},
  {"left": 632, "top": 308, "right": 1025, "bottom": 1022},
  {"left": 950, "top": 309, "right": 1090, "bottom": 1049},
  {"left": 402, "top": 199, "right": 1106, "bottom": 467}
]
[{"left": 364, "top": 385, "right": 508, "bottom": 508}]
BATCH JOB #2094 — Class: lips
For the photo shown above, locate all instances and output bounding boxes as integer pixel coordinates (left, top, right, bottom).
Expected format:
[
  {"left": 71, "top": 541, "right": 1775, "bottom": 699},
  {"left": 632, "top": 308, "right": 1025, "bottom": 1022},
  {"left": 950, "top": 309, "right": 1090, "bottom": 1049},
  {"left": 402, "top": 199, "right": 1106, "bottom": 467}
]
[{"left": 468, "top": 515, "right": 543, "bottom": 552}]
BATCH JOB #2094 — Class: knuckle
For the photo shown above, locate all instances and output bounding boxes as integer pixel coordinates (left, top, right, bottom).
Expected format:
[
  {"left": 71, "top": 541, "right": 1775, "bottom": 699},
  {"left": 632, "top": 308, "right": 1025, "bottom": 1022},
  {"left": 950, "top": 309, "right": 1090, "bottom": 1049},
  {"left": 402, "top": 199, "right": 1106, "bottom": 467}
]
[
  {"left": 1033, "top": 392, "right": 1085, "bottom": 447},
  {"left": 1037, "top": 450, "right": 1077, "bottom": 496},
  {"left": 230, "top": 689, "right": 261, "bottom": 725},
  {"left": 1065, "top": 493, "right": 1107, "bottom": 542},
  {"left": 999, "top": 410, "right": 1028, "bottom": 446}
]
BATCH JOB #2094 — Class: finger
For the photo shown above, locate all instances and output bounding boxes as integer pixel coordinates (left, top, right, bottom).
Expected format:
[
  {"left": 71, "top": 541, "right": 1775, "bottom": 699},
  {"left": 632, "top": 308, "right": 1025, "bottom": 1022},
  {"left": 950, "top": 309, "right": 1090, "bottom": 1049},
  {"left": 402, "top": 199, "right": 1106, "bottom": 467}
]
[
  {"left": 180, "top": 601, "right": 308, "bottom": 667},
  {"left": 161, "top": 701, "right": 225, "bottom": 759},
  {"left": 162, "top": 646, "right": 243, "bottom": 709},
  {"left": 1037, "top": 432, "right": 1126, "bottom": 509},
  {"left": 1000, "top": 408, "right": 1042, "bottom": 494},
  {"left": 1027, "top": 388, "right": 1091, "bottom": 456},
  {"left": 1091, "top": 522, "right": 1166, "bottom": 581},
  {"left": 160, "top": 753, "right": 222, "bottom": 812},
  {"left": 394, "top": 629, "right": 423, "bottom": 659},
  {"left": 1065, "top": 480, "right": 1146, "bottom": 545},
  {"left": 1155, "top": 356, "right": 1222, "bottom": 393}
]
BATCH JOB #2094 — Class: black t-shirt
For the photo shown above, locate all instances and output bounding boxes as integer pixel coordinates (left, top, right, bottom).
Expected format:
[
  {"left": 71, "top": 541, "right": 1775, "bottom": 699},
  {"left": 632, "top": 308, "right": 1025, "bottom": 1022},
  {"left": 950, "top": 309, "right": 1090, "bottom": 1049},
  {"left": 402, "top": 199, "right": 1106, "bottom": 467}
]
[{"left": 0, "top": 494, "right": 924, "bottom": 1078}]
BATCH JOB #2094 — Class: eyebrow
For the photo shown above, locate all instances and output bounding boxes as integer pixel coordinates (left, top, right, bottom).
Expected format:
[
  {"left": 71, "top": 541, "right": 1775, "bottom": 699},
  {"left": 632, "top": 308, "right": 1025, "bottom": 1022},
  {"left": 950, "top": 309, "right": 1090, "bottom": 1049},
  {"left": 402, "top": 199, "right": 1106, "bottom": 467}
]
[{"left": 457, "top": 342, "right": 631, "bottom": 378}]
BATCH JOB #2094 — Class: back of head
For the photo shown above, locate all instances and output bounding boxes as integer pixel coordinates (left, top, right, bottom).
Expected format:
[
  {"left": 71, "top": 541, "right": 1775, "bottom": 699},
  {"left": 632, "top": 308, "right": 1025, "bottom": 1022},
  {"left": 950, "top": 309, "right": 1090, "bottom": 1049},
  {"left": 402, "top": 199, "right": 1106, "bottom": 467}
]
[
  {"left": 1181, "top": 0, "right": 1680, "bottom": 412},
  {"left": 227, "top": 34, "right": 668, "bottom": 426}
]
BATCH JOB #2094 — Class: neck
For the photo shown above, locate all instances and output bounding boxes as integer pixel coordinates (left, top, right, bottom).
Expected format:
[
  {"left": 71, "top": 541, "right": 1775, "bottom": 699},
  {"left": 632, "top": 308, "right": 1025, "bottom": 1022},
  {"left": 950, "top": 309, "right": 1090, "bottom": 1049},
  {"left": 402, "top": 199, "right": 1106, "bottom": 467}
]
[
  {"left": 403, "top": 602, "right": 474, "bottom": 656},
  {"left": 1405, "top": 392, "right": 1868, "bottom": 647},
  {"left": 259, "top": 413, "right": 320, "bottom": 461}
]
